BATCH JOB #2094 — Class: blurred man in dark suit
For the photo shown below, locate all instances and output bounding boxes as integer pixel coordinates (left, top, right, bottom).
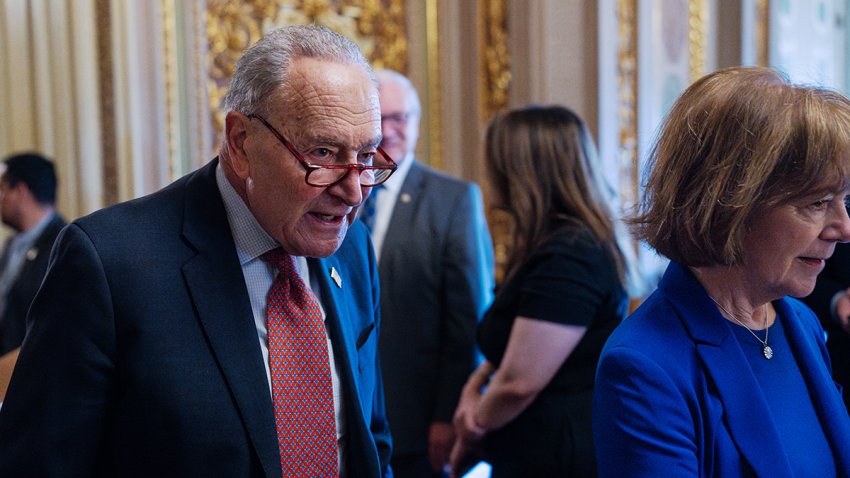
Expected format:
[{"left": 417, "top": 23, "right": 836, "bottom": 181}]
[
  {"left": 0, "top": 152, "right": 64, "bottom": 357},
  {"left": 364, "top": 69, "right": 494, "bottom": 477}
]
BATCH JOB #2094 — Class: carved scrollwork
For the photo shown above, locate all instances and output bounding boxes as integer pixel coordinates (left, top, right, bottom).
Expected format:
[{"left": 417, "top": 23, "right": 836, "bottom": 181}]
[
  {"left": 479, "top": 0, "right": 510, "bottom": 121},
  {"left": 688, "top": 0, "right": 707, "bottom": 81},
  {"left": 205, "top": 0, "right": 407, "bottom": 143},
  {"left": 617, "top": 0, "right": 638, "bottom": 213}
]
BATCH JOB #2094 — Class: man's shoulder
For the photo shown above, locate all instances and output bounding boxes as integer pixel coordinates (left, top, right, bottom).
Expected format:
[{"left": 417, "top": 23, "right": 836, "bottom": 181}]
[
  {"left": 414, "top": 161, "right": 478, "bottom": 192},
  {"left": 75, "top": 162, "right": 216, "bottom": 235},
  {"left": 409, "top": 162, "right": 482, "bottom": 210}
]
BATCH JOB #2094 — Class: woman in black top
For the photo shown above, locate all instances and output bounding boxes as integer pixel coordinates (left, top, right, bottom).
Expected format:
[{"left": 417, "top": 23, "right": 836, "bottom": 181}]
[{"left": 450, "top": 106, "right": 628, "bottom": 477}]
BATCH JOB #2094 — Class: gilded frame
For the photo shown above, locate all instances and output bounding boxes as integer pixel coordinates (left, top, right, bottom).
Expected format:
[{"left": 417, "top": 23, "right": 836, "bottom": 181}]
[{"left": 204, "top": 0, "right": 408, "bottom": 152}]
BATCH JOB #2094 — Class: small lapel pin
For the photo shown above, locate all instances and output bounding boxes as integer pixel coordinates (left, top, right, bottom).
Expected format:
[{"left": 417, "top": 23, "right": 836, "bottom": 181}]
[
  {"left": 26, "top": 248, "right": 38, "bottom": 261},
  {"left": 400, "top": 193, "right": 412, "bottom": 204},
  {"left": 330, "top": 267, "right": 342, "bottom": 288}
]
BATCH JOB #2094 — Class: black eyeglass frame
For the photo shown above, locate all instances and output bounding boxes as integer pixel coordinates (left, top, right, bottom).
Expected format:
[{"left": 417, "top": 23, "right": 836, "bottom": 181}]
[{"left": 248, "top": 113, "right": 397, "bottom": 188}]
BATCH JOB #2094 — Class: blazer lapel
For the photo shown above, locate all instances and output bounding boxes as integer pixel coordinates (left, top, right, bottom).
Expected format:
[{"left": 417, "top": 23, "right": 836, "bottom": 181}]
[
  {"left": 311, "top": 255, "right": 363, "bottom": 402},
  {"left": 661, "top": 263, "right": 793, "bottom": 477},
  {"left": 381, "top": 160, "right": 425, "bottom": 257},
  {"left": 309, "top": 255, "right": 382, "bottom": 476},
  {"left": 180, "top": 161, "right": 280, "bottom": 478},
  {"left": 779, "top": 300, "right": 850, "bottom": 474}
]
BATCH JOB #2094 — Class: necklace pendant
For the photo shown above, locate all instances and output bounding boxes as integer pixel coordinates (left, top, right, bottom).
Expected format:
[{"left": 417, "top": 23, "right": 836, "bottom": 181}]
[{"left": 763, "top": 345, "right": 774, "bottom": 360}]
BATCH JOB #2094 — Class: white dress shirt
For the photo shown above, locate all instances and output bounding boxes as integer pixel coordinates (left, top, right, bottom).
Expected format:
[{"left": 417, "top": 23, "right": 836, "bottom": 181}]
[
  {"left": 215, "top": 164, "right": 346, "bottom": 473},
  {"left": 368, "top": 153, "right": 415, "bottom": 260}
]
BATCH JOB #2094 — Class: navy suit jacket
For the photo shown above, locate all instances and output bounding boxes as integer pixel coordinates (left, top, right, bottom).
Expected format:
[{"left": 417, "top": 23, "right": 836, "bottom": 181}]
[
  {"left": 0, "top": 213, "right": 65, "bottom": 355},
  {"left": 377, "top": 160, "right": 493, "bottom": 454},
  {"left": 0, "top": 160, "right": 392, "bottom": 477},
  {"left": 593, "top": 261, "right": 850, "bottom": 477}
]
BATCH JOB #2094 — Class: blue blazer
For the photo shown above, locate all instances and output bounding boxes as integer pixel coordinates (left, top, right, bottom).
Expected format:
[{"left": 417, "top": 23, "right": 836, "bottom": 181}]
[
  {"left": 593, "top": 261, "right": 850, "bottom": 477},
  {"left": 0, "top": 159, "right": 392, "bottom": 477}
]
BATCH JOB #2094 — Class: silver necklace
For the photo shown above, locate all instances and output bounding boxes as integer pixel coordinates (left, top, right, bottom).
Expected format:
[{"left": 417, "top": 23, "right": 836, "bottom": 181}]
[{"left": 710, "top": 298, "right": 773, "bottom": 360}]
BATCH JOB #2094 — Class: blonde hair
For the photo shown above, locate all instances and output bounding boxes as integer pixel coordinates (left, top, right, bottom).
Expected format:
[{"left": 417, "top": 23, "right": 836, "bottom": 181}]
[{"left": 632, "top": 66, "right": 850, "bottom": 266}]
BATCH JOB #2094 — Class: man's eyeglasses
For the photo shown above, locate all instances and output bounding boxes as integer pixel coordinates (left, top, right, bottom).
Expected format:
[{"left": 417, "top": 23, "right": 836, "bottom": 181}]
[{"left": 249, "top": 114, "right": 397, "bottom": 188}]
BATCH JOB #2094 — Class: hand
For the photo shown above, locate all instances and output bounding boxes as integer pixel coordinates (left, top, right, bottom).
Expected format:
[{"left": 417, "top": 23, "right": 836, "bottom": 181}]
[
  {"left": 449, "top": 363, "right": 491, "bottom": 478},
  {"left": 836, "top": 289, "right": 850, "bottom": 334},
  {"left": 448, "top": 435, "right": 479, "bottom": 478},
  {"left": 428, "top": 422, "right": 455, "bottom": 473},
  {"left": 452, "top": 377, "right": 487, "bottom": 443}
]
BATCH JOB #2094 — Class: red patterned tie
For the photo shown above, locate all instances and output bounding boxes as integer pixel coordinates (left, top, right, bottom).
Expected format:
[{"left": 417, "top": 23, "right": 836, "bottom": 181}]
[{"left": 262, "top": 249, "right": 338, "bottom": 478}]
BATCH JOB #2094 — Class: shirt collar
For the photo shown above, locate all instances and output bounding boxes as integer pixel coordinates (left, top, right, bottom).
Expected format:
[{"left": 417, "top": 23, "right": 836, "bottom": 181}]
[
  {"left": 215, "top": 162, "right": 279, "bottom": 265},
  {"left": 15, "top": 211, "right": 54, "bottom": 245}
]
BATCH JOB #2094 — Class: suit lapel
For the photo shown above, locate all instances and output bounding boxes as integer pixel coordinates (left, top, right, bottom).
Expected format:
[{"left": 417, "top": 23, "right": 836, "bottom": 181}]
[
  {"left": 381, "top": 161, "right": 425, "bottom": 259},
  {"left": 310, "top": 255, "right": 382, "bottom": 476},
  {"left": 661, "top": 263, "right": 793, "bottom": 477},
  {"left": 311, "top": 255, "right": 363, "bottom": 402},
  {"left": 180, "top": 161, "right": 280, "bottom": 478},
  {"left": 779, "top": 300, "right": 850, "bottom": 474}
]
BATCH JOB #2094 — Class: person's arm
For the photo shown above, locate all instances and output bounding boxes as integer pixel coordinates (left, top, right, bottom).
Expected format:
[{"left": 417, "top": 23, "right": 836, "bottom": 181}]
[
  {"left": 0, "top": 224, "right": 115, "bottom": 474},
  {"left": 432, "top": 184, "right": 494, "bottom": 470},
  {"left": 593, "top": 346, "right": 698, "bottom": 477},
  {"left": 475, "top": 317, "right": 585, "bottom": 429},
  {"left": 450, "top": 361, "right": 492, "bottom": 477},
  {"left": 450, "top": 319, "right": 585, "bottom": 476}
]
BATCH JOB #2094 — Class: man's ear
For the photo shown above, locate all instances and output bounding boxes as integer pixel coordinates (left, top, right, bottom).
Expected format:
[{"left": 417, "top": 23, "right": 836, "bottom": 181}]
[
  {"left": 10, "top": 182, "right": 30, "bottom": 200},
  {"left": 224, "top": 111, "right": 251, "bottom": 180}
]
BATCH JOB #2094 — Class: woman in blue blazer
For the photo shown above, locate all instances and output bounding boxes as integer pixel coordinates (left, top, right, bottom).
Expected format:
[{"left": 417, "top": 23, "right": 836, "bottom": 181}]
[{"left": 593, "top": 66, "right": 850, "bottom": 477}]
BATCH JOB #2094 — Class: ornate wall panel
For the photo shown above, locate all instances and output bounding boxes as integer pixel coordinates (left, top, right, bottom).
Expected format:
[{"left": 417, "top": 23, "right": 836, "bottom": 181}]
[
  {"left": 477, "top": 0, "right": 510, "bottom": 283},
  {"left": 424, "top": 0, "right": 441, "bottom": 170},
  {"left": 689, "top": 0, "right": 707, "bottom": 80},
  {"left": 478, "top": 0, "right": 509, "bottom": 122},
  {"left": 617, "top": 0, "right": 637, "bottom": 216},
  {"left": 757, "top": 0, "right": 769, "bottom": 65},
  {"left": 96, "top": 0, "right": 117, "bottom": 206},
  {"left": 205, "top": 0, "right": 407, "bottom": 149}
]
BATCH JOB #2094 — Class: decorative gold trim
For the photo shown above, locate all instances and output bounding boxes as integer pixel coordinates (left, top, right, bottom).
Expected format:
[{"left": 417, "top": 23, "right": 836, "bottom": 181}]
[
  {"left": 756, "top": 0, "right": 769, "bottom": 65},
  {"left": 425, "top": 0, "right": 442, "bottom": 171},
  {"left": 617, "top": 0, "right": 638, "bottom": 255},
  {"left": 161, "top": 0, "right": 178, "bottom": 181},
  {"left": 193, "top": 0, "right": 212, "bottom": 164},
  {"left": 95, "top": 0, "right": 117, "bottom": 206},
  {"left": 205, "top": 0, "right": 407, "bottom": 147},
  {"left": 478, "top": 0, "right": 511, "bottom": 284},
  {"left": 478, "top": 0, "right": 510, "bottom": 122},
  {"left": 688, "top": 0, "right": 706, "bottom": 82}
]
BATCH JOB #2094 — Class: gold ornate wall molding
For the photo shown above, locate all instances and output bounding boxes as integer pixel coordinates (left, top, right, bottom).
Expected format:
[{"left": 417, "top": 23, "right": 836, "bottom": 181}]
[
  {"left": 425, "top": 0, "right": 441, "bottom": 171},
  {"left": 756, "top": 0, "right": 769, "bottom": 65},
  {"left": 95, "top": 0, "right": 117, "bottom": 206},
  {"left": 205, "top": 0, "right": 407, "bottom": 146},
  {"left": 162, "top": 0, "right": 179, "bottom": 181},
  {"left": 688, "top": 0, "right": 707, "bottom": 81},
  {"left": 617, "top": 0, "right": 638, "bottom": 221},
  {"left": 477, "top": 0, "right": 510, "bottom": 284},
  {"left": 478, "top": 0, "right": 509, "bottom": 122}
]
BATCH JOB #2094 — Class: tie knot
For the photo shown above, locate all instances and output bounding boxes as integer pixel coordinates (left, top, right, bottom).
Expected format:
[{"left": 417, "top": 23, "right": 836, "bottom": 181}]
[{"left": 260, "top": 248, "right": 293, "bottom": 273}]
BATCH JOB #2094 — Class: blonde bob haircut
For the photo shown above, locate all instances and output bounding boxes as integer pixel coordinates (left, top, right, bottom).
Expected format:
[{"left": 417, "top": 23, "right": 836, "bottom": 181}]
[{"left": 632, "top": 66, "right": 850, "bottom": 267}]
